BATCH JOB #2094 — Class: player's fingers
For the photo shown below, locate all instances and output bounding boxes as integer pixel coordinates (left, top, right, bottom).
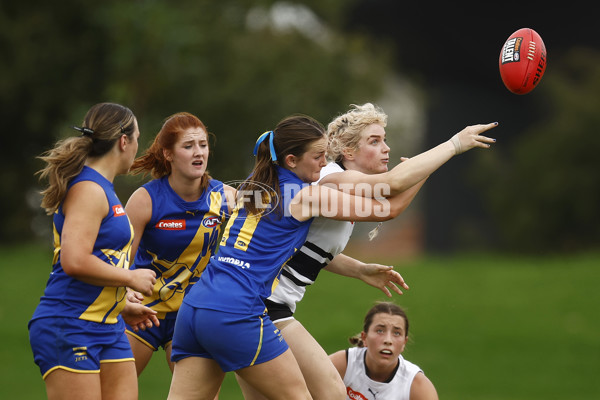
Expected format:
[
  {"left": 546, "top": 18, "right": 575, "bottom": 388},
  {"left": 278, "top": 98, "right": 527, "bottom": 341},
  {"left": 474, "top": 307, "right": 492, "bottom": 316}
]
[
  {"left": 476, "top": 122, "right": 499, "bottom": 134},
  {"left": 476, "top": 135, "right": 496, "bottom": 142},
  {"left": 388, "top": 282, "right": 403, "bottom": 296},
  {"left": 375, "top": 264, "right": 393, "bottom": 271},
  {"left": 381, "top": 286, "right": 392, "bottom": 297},
  {"left": 389, "top": 271, "right": 410, "bottom": 290}
]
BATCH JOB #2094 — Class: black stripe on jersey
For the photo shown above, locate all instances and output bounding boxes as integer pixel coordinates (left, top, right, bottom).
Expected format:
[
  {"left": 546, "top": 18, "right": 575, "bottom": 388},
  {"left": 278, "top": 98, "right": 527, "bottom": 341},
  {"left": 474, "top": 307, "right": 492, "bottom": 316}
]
[
  {"left": 303, "top": 241, "right": 334, "bottom": 261},
  {"left": 281, "top": 268, "right": 310, "bottom": 287},
  {"left": 285, "top": 251, "right": 328, "bottom": 282}
]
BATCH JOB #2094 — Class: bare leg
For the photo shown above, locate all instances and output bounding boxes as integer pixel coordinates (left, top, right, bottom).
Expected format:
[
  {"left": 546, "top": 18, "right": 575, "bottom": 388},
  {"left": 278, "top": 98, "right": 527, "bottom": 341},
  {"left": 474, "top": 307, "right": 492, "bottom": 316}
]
[
  {"left": 236, "top": 348, "right": 312, "bottom": 400},
  {"left": 45, "top": 369, "right": 102, "bottom": 400},
  {"left": 279, "top": 319, "right": 346, "bottom": 400},
  {"left": 238, "top": 319, "right": 345, "bottom": 400},
  {"left": 164, "top": 342, "right": 175, "bottom": 373},
  {"left": 168, "top": 357, "right": 225, "bottom": 400},
  {"left": 236, "top": 372, "right": 266, "bottom": 400},
  {"left": 99, "top": 360, "right": 138, "bottom": 400},
  {"left": 127, "top": 333, "right": 155, "bottom": 376}
]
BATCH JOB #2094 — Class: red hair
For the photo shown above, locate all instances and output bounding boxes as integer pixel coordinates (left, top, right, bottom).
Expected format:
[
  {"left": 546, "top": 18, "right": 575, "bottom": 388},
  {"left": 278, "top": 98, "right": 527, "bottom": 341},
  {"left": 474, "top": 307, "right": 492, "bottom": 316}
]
[{"left": 131, "top": 112, "right": 211, "bottom": 180}]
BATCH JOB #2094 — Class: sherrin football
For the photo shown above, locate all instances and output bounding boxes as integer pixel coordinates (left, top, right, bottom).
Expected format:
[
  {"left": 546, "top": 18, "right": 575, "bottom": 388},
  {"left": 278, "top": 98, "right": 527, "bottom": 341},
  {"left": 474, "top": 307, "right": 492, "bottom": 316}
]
[{"left": 499, "top": 28, "right": 547, "bottom": 94}]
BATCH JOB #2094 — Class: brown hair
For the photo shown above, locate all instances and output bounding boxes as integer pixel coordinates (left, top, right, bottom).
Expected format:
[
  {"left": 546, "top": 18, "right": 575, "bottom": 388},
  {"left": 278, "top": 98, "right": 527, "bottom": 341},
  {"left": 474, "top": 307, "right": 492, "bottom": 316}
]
[
  {"left": 130, "top": 112, "right": 213, "bottom": 190},
  {"left": 241, "top": 114, "right": 325, "bottom": 216},
  {"left": 37, "top": 102, "right": 136, "bottom": 215},
  {"left": 349, "top": 301, "right": 409, "bottom": 347}
]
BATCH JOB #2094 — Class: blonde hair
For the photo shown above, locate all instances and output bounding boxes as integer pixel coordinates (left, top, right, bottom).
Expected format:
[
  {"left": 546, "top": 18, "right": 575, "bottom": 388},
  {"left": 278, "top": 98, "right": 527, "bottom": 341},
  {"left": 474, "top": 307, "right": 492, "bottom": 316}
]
[
  {"left": 326, "top": 103, "right": 388, "bottom": 163},
  {"left": 327, "top": 103, "right": 388, "bottom": 240},
  {"left": 37, "top": 103, "right": 136, "bottom": 215}
]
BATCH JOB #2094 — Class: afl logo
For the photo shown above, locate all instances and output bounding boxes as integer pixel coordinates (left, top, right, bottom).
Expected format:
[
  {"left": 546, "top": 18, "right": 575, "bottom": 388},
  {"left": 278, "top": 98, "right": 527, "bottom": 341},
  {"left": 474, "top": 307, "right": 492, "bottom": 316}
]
[
  {"left": 202, "top": 216, "right": 221, "bottom": 228},
  {"left": 236, "top": 240, "right": 247, "bottom": 248}
]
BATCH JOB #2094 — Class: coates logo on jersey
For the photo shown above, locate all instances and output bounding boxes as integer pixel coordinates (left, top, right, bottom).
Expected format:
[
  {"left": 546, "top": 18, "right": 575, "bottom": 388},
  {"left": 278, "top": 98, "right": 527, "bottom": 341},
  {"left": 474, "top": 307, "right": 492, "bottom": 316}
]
[
  {"left": 112, "top": 205, "right": 126, "bottom": 216},
  {"left": 347, "top": 388, "right": 368, "bottom": 400},
  {"left": 156, "top": 220, "right": 186, "bottom": 230},
  {"left": 202, "top": 216, "right": 221, "bottom": 229}
]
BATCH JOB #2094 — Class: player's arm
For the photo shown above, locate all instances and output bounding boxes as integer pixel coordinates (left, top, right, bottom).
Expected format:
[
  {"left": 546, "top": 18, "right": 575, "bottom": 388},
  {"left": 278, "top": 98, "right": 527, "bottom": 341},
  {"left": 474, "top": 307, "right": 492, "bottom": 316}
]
[
  {"left": 60, "top": 181, "right": 155, "bottom": 295},
  {"left": 386, "top": 176, "right": 427, "bottom": 218},
  {"left": 122, "top": 187, "right": 161, "bottom": 330},
  {"left": 324, "top": 253, "right": 409, "bottom": 296},
  {"left": 329, "top": 350, "right": 348, "bottom": 379},
  {"left": 410, "top": 371, "right": 439, "bottom": 400},
  {"left": 125, "top": 186, "right": 153, "bottom": 262},
  {"left": 320, "top": 123, "right": 497, "bottom": 195},
  {"left": 289, "top": 184, "right": 392, "bottom": 222}
]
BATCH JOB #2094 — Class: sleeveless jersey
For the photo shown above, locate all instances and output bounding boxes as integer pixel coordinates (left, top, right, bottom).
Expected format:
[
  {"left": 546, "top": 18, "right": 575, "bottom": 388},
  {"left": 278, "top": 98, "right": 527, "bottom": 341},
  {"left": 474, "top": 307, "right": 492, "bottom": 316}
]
[
  {"left": 133, "top": 176, "right": 228, "bottom": 319},
  {"left": 343, "top": 347, "right": 422, "bottom": 400},
  {"left": 266, "top": 162, "right": 354, "bottom": 316},
  {"left": 183, "top": 166, "right": 312, "bottom": 315},
  {"left": 30, "top": 166, "right": 133, "bottom": 324}
]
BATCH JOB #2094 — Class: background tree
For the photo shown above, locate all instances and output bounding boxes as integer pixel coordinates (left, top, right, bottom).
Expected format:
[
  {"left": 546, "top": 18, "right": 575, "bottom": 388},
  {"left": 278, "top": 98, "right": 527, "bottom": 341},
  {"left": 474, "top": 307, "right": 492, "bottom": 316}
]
[{"left": 1, "top": 0, "right": 392, "bottom": 242}]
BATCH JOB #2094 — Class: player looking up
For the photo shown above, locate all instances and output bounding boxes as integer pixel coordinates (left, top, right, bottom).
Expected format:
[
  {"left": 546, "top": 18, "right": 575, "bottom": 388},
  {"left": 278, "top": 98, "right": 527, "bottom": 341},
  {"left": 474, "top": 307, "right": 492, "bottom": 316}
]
[
  {"left": 330, "top": 302, "right": 439, "bottom": 400},
  {"left": 238, "top": 103, "right": 497, "bottom": 400}
]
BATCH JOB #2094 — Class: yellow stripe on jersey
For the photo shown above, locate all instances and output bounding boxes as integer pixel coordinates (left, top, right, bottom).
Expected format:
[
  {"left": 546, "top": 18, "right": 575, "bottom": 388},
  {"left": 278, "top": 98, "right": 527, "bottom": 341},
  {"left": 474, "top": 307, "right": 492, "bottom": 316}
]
[
  {"left": 80, "top": 223, "right": 133, "bottom": 323},
  {"left": 234, "top": 214, "right": 260, "bottom": 251},
  {"left": 52, "top": 218, "right": 60, "bottom": 265},
  {"left": 220, "top": 207, "right": 238, "bottom": 247}
]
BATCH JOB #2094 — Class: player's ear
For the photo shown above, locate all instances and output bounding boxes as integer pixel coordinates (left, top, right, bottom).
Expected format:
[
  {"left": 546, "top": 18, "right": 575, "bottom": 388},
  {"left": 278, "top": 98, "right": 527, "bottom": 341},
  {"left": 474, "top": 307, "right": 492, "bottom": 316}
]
[
  {"left": 163, "top": 148, "right": 173, "bottom": 162},
  {"left": 361, "top": 331, "right": 367, "bottom": 347},
  {"left": 119, "top": 134, "right": 129, "bottom": 151},
  {"left": 284, "top": 154, "right": 297, "bottom": 169},
  {"left": 342, "top": 147, "right": 355, "bottom": 161}
]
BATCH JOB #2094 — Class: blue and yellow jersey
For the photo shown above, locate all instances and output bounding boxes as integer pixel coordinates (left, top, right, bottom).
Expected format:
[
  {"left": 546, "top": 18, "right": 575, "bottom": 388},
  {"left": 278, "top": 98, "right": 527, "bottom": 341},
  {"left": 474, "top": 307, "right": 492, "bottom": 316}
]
[
  {"left": 133, "top": 176, "right": 228, "bottom": 318},
  {"left": 184, "top": 166, "right": 312, "bottom": 315},
  {"left": 30, "top": 166, "right": 133, "bottom": 325}
]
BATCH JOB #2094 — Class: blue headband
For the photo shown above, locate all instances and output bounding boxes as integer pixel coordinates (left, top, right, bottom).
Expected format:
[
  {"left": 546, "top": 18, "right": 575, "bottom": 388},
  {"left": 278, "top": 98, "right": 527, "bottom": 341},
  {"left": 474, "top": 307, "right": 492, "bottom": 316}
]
[{"left": 253, "top": 130, "right": 277, "bottom": 162}]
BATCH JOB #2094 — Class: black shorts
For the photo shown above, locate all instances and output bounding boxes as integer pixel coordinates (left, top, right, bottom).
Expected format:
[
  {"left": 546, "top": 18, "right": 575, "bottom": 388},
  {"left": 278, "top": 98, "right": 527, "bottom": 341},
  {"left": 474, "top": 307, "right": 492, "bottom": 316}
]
[{"left": 264, "top": 299, "right": 293, "bottom": 323}]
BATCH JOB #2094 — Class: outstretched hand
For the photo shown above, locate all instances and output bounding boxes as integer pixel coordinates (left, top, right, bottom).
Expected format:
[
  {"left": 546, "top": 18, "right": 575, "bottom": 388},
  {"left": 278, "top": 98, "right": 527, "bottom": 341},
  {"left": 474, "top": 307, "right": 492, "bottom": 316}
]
[
  {"left": 450, "top": 122, "right": 498, "bottom": 155},
  {"left": 359, "top": 263, "right": 410, "bottom": 297}
]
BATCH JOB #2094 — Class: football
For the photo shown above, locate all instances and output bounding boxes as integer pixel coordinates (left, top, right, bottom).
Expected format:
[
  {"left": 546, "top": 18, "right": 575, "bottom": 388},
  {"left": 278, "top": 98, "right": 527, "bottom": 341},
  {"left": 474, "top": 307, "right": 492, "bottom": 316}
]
[{"left": 499, "top": 28, "right": 547, "bottom": 94}]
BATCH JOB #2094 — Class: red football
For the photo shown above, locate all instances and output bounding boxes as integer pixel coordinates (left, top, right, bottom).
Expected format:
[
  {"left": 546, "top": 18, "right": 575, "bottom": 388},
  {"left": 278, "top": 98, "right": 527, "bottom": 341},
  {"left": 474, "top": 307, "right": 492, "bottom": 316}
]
[{"left": 499, "top": 28, "right": 547, "bottom": 94}]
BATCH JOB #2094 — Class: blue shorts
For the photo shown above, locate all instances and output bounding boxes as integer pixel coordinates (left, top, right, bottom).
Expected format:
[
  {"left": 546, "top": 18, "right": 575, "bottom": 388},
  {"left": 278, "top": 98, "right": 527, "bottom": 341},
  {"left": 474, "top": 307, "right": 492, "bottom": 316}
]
[
  {"left": 171, "top": 303, "right": 288, "bottom": 372},
  {"left": 29, "top": 317, "right": 134, "bottom": 379},
  {"left": 125, "top": 317, "right": 175, "bottom": 351}
]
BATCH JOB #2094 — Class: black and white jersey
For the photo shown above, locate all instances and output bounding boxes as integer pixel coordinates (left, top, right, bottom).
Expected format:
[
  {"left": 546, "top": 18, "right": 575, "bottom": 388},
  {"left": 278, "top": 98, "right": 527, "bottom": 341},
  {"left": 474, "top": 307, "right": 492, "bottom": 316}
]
[
  {"left": 343, "top": 347, "right": 422, "bottom": 400},
  {"left": 265, "top": 162, "right": 355, "bottom": 322}
]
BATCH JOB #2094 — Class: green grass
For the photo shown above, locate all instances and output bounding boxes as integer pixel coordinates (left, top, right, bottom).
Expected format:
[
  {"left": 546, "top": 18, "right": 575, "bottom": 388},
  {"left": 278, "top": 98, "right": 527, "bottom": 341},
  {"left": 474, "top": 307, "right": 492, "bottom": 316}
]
[{"left": 4, "top": 244, "right": 600, "bottom": 399}]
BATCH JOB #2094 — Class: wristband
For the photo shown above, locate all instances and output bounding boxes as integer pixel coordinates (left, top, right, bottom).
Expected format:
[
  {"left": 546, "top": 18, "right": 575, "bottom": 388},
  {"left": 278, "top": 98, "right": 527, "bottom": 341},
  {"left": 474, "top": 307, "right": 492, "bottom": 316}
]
[{"left": 450, "top": 135, "right": 462, "bottom": 155}]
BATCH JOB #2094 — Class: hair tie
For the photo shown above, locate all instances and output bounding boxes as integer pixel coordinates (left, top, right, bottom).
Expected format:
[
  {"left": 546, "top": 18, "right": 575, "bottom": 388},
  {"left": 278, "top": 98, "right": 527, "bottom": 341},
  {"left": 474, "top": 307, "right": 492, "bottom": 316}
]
[
  {"left": 253, "top": 130, "right": 277, "bottom": 162},
  {"left": 72, "top": 126, "right": 94, "bottom": 137}
]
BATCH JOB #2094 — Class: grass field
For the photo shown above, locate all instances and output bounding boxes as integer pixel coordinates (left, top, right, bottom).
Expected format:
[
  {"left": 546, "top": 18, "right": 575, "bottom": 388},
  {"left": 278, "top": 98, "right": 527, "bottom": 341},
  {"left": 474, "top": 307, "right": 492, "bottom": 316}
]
[{"left": 3, "top": 243, "right": 599, "bottom": 399}]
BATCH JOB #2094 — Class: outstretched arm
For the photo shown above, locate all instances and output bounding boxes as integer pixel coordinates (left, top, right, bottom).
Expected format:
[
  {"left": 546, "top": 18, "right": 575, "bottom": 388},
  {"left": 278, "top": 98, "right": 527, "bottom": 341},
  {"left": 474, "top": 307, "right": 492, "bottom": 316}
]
[
  {"left": 321, "top": 122, "right": 498, "bottom": 195},
  {"left": 324, "top": 253, "right": 409, "bottom": 297}
]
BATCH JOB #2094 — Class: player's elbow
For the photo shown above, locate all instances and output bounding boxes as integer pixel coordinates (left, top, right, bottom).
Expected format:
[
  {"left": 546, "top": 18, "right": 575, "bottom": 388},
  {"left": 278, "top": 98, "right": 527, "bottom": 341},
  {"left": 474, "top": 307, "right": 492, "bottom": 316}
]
[
  {"left": 60, "top": 252, "right": 87, "bottom": 278},
  {"left": 389, "top": 200, "right": 411, "bottom": 218}
]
